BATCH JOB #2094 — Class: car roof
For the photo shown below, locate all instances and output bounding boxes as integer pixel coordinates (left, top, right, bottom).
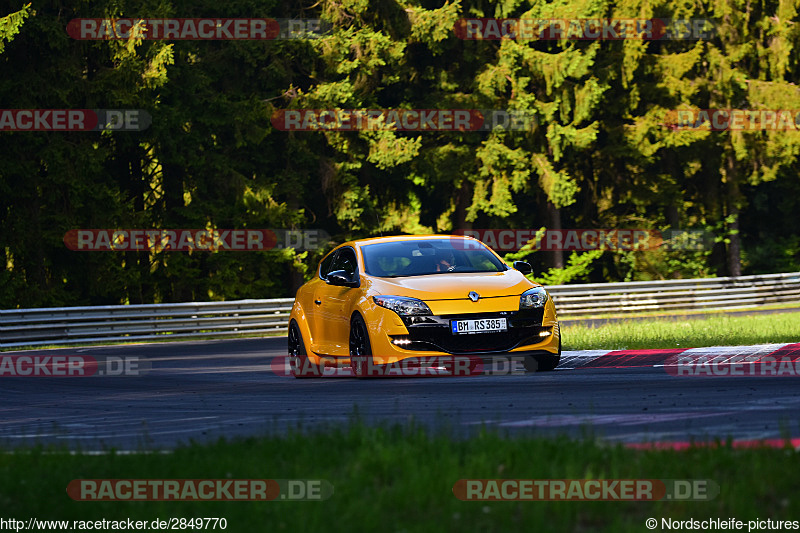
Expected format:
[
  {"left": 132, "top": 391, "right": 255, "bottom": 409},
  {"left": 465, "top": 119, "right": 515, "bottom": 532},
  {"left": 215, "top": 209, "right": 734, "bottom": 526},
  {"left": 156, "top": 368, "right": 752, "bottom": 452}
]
[{"left": 344, "top": 234, "right": 477, "bottom": 248}]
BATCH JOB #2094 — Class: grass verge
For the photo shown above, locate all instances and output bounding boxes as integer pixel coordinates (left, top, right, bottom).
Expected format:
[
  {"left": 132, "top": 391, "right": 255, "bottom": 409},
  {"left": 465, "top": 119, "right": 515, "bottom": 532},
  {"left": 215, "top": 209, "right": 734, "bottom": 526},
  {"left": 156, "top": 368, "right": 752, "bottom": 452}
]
[
  {"left": 559, "top": 302, "right": 800, "bottom": 321},
  {"left": 562, "top": 311, "right": 800, "bottom": 350},
  {"left": 2, "top": 422, "right": 798, "bottom": 532}
]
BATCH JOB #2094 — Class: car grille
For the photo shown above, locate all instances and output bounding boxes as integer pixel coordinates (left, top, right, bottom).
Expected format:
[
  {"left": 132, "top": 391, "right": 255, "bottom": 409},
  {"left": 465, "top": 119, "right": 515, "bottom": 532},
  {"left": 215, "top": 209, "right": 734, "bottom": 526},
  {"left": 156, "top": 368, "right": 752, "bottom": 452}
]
[{"left": 397, "top": 309, "right": 547, "bottom": 354}]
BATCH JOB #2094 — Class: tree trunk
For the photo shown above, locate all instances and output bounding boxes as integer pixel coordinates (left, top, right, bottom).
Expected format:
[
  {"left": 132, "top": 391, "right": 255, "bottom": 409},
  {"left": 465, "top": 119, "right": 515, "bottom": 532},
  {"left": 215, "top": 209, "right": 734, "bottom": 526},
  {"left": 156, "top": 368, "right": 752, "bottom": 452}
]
[
  {"left": 546, "top": 200, "right": 564, "bottom": 269},
  {"left": 161, "top": 156, "right": 192, "bottom": 302},
  {"left": 123, "top": 145, "right": 149, "bottom": 304},
  {"left": 665, "top": 149, "right": 681, "bottom": 229},
  {"left": 454, "top": 179, "right": 472, "bottom": 230},
  {"left": 287, "top": 170, "right": 305, "bottom": 297},
  {"left": 725, "top": 151, "right": 742, "bottom": 277}
]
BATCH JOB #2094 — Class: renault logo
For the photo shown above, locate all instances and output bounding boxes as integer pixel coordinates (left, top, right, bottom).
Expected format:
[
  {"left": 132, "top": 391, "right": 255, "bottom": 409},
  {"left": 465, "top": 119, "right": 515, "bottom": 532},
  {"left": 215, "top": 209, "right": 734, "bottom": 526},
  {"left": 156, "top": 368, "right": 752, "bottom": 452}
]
[{"left": 468, "top": 291, "right": 480, "bottom": 302}]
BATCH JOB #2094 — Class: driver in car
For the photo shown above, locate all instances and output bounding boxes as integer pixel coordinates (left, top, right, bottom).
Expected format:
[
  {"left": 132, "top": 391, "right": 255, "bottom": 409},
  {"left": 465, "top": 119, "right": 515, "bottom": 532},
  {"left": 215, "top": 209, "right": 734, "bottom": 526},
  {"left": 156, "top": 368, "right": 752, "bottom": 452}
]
[{"left": 436, "top": 251, "right": 456, "bottom": 272}]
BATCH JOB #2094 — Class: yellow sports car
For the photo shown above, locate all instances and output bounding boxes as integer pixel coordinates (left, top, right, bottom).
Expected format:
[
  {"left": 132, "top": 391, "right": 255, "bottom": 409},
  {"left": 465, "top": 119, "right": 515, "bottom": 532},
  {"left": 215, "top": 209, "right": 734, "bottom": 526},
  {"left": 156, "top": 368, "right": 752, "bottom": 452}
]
[{"left": 287, "top": 235, "right": 561, "bottom": 377}]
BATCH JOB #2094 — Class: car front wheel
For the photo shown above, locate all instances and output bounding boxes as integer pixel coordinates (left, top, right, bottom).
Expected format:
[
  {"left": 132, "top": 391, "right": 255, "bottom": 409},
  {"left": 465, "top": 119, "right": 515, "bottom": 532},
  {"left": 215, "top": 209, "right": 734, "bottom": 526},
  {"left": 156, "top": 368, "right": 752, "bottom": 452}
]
[
  {"left": 524, "top": 335, "right": 562, "bottom": 372},
  {"left": 349, "top": 315, "right": 374, "bottom": 378}
]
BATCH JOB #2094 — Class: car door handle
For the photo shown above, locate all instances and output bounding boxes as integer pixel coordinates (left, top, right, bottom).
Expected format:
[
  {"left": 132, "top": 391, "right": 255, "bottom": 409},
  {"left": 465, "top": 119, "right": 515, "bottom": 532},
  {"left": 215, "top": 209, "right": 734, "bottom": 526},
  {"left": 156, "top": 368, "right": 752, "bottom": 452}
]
[{"left": 314, "top": 300, "right": 322, "bottom": 305}]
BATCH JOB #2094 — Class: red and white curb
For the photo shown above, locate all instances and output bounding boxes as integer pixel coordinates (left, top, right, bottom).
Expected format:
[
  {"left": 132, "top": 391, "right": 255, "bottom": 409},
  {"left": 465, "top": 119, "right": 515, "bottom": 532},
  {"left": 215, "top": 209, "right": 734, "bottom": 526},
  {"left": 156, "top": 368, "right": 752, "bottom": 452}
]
[{"left": 559, "top": 342, "right": 800, "bottom": 370}]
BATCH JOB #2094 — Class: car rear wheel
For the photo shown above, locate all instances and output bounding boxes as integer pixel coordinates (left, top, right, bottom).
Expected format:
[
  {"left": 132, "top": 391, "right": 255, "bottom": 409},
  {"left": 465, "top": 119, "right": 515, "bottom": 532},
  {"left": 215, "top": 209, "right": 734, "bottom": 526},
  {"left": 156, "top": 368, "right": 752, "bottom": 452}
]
[
  {"left": 289, "top": 322, "right": 322, "bottom": 378},
  {"left": 349, "top": 315, "right": 374, "bottom": 378},
  {"left": 524, "top": 335, "right": 562, "bottom": 372}
]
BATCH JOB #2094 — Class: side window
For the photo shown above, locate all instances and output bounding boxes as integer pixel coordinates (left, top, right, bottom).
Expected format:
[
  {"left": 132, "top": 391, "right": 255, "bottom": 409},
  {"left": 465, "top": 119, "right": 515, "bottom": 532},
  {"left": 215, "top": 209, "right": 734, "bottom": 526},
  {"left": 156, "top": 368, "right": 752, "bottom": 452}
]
[
  {"left": 330, "top": 247, "right": 358, "bottom": 278},
  {"left": 318, "top": 251, "right": 337, "bottom": 279}
]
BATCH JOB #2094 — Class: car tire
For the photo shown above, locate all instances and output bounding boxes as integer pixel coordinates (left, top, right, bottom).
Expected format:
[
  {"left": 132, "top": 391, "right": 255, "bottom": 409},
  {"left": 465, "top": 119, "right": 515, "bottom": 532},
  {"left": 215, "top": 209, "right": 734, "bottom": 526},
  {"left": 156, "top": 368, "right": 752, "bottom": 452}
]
[
  {"left": 289, "top": 321, "right": 322, "bottom": 378},
  {"left": 524, "top": 335, "right": 562, "bottom": 372},
  {"left": 349, "top": 314, "right": 374, "bottom": 378}
]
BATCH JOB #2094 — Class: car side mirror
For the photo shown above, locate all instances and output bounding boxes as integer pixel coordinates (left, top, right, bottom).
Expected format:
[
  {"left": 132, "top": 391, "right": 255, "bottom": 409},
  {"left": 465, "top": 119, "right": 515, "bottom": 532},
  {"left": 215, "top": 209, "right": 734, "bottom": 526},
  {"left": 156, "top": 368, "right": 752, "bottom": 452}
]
[
  {"left": 326, "top": 270, "right": 359, "bottom": 287},
  {"left": 513, "top": 261, "right": 533, "bottom": 275}
]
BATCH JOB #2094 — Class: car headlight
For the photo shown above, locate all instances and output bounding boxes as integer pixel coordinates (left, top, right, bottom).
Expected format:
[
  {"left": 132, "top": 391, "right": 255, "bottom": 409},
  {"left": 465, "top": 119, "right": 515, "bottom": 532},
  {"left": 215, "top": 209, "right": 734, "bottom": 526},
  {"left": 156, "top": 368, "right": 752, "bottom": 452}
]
[
  {"left": 373, "top": 296, "right": 432, "bottom": 316},
  {"left": 520, "top": 287, "right": 548, "bottom": 309}
]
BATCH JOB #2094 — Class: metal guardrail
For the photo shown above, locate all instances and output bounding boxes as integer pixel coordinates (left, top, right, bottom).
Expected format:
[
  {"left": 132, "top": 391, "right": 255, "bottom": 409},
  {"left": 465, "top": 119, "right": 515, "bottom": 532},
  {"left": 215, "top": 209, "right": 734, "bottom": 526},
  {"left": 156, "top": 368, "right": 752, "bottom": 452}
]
[
  {"left": 0, "top": 299, "right": 295, "bottom": 348},
  {"left": 1, "top": 272, "right": 798, "bottom": 348},
  {"left": 548, "top": 271, "right": 800, "bottom": 315}
]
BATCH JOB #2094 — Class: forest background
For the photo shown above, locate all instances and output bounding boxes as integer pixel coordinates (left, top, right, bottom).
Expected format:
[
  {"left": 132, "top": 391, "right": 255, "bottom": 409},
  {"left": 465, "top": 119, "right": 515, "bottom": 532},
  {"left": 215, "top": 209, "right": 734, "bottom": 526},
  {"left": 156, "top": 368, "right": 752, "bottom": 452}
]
[{"left": 1, "top": 0, "right": 799, "bottom": 308}]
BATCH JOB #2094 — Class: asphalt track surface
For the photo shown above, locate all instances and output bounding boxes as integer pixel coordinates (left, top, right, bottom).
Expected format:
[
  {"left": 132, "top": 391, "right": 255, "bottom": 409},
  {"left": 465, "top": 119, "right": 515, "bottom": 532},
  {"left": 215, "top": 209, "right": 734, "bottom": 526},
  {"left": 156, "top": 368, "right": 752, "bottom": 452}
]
[{"left": 1, "top": 337, "right": 799, "bottom": 450}]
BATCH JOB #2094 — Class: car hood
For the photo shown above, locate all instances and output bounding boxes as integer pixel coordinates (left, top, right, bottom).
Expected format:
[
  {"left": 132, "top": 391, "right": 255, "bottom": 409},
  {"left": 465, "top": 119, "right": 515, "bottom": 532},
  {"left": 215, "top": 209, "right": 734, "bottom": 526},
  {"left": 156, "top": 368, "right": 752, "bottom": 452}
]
[{"left": 367, "top": 270, "right": 537, "bottom": 300}]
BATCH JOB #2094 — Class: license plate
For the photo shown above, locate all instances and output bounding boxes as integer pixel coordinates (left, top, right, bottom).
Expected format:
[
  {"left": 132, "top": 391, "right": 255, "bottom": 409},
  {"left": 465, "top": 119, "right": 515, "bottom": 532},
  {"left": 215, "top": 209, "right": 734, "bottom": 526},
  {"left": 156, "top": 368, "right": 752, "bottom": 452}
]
[{"left": 451, "top": 318, "right": 507, "bottom": 334}]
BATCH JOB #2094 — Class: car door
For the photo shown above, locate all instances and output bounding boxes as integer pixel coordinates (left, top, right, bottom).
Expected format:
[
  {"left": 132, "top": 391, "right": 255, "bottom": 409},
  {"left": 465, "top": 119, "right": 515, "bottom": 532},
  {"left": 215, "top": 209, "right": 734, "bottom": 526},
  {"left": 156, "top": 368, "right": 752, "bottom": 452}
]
[
  {"left": 306, "top": 250, "right": 337, "bottom": 349},
  {"left": 315, "top": 246, "right": 360, "bottom": 356}
]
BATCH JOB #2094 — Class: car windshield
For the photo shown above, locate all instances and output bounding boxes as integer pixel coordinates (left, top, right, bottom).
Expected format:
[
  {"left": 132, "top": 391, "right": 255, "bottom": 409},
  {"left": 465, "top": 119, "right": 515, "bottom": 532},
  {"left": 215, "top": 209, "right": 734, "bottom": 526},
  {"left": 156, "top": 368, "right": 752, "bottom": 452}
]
[{"left": 361, "top": 239, "right": 507, "bottom": 277}]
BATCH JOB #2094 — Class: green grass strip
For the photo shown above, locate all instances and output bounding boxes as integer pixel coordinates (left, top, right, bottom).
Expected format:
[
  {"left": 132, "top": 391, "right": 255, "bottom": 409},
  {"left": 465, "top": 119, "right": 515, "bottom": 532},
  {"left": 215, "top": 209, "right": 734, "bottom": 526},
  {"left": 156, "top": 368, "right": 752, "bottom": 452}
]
[
  {"left": 2, "top": 422, "right": 799, "bottom": 532},
  {"left": 562, "top": 311, "right": 800, "bottom": 350}
]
